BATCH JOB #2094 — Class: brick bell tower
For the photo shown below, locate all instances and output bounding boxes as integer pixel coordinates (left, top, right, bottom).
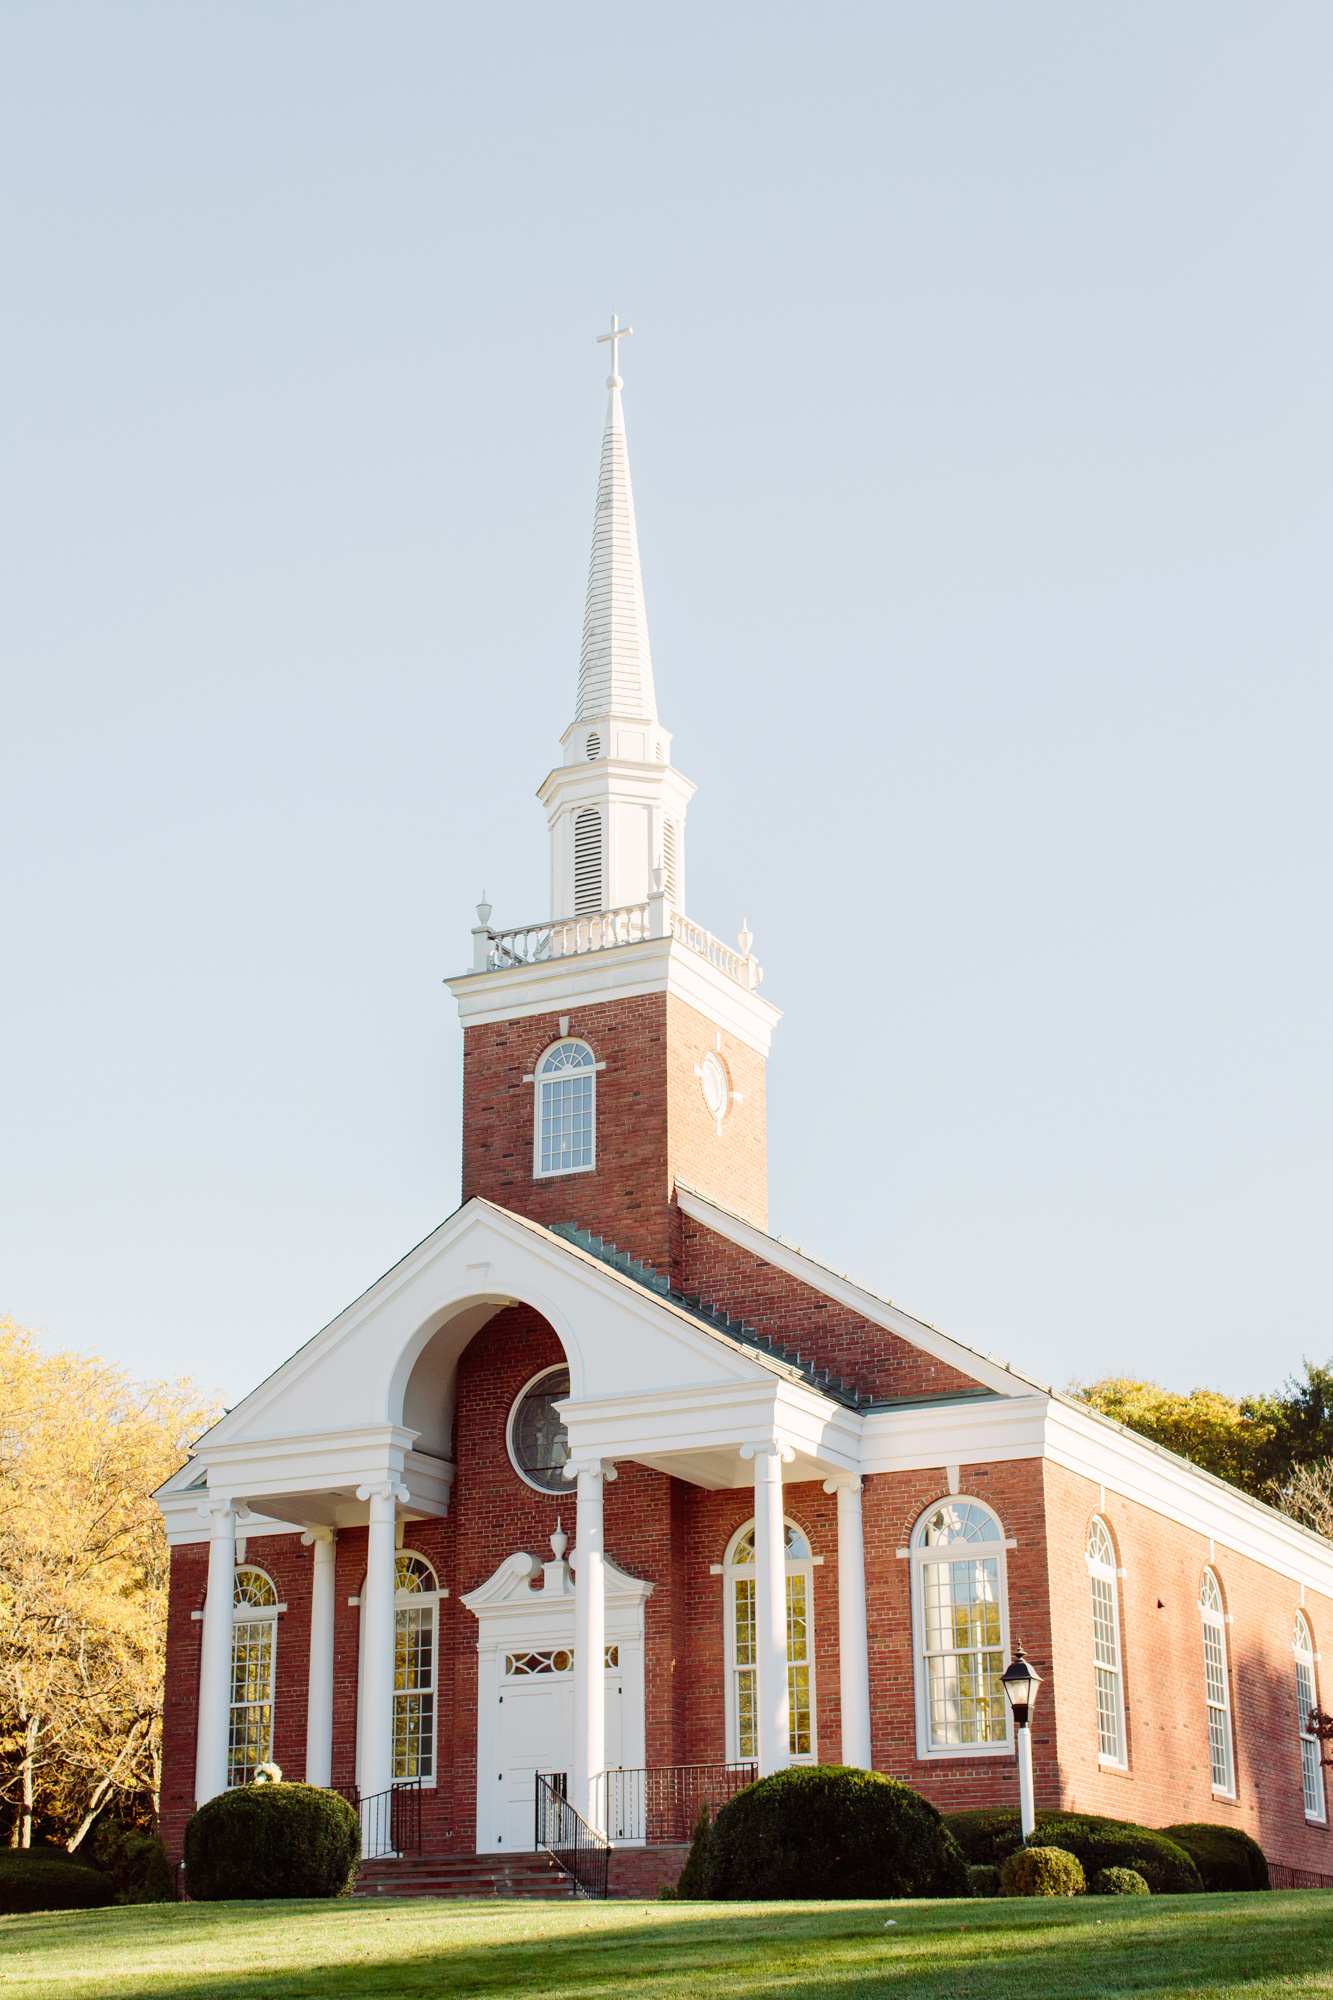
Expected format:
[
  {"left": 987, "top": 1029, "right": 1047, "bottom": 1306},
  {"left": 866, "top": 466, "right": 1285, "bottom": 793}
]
[{"left": 446, "top": 318, "right": 780, "bottom": 1282}]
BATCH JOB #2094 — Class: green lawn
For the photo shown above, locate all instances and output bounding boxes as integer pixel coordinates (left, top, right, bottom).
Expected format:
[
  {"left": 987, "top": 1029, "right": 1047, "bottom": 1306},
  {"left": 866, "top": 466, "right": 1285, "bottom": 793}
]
[{"left": 1, "top": 1891, "right": 1332, "bottom": 1999}]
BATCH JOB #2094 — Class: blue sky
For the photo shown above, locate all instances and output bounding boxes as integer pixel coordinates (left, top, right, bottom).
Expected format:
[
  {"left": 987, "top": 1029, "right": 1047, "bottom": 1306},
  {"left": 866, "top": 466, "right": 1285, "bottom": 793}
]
[{"left": 2, "top": 2, "right": 1329, "bottom": 1403}]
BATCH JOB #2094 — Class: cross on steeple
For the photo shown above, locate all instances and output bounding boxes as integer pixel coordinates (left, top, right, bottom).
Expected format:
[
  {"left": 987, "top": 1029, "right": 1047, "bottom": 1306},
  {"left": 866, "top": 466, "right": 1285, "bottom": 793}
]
[{"left": 596, "top": 312, "right": 633, "bottom": 380}]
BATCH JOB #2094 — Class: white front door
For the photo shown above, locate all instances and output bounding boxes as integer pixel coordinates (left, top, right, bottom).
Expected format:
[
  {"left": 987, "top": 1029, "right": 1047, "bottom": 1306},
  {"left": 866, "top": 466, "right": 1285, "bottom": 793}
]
[{"left": 494, "top": 1656, "right": 624, "bottom": 1850}]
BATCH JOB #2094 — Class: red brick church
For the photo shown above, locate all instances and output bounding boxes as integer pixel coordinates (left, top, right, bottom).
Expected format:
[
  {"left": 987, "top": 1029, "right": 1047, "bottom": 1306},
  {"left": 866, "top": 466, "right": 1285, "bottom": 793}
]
[{"left": 158, "top": 328, "right": 1333, "bottom": 1894}]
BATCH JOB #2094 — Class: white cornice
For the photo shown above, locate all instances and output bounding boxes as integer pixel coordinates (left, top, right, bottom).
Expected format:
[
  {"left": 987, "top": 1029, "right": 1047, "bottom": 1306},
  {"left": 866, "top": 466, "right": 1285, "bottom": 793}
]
[
  {"left": 446, "top": 938, "right": 781, "bottom": 1054},
  {"left": 674, "top": 1184, "right": 1021, "bottom": 1398}
]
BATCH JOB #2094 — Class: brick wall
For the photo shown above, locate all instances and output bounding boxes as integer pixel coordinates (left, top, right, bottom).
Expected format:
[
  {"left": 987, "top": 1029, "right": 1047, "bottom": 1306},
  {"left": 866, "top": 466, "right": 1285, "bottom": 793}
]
[
  {"left": 1041, "top": 1457, "right": 1333, "bottom": 1870},
  {"left": 679, "top": 1220, "right": 986, "bottom": 1406},
  {"left": 459, "top": 993, "right": 767, "bottom": 1279}
]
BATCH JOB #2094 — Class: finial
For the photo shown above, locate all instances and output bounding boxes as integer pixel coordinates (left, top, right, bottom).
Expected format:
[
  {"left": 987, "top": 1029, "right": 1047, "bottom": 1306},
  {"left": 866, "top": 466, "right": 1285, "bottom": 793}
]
[
  {"left": 550, "top": 1518, "right": 568, "bottom": 1560},
  {"left": 596, "top": 311, "right": 633, "bottom": 386},
  {"left": 476, "top": 892, "right": 492, "bottom": 926},
  {"left": 738, "top": 918, "right": 753, "bottom": 955}
]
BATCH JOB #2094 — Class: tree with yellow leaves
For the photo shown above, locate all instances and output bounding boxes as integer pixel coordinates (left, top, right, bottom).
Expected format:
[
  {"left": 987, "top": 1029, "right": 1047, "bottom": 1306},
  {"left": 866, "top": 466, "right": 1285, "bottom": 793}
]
[
  {"left": 1068, "top": 1376, "right": 1276, "bottom": 1496},
  {"left": 0, "top": 1317, "right": 218, "bottom": 1848}
]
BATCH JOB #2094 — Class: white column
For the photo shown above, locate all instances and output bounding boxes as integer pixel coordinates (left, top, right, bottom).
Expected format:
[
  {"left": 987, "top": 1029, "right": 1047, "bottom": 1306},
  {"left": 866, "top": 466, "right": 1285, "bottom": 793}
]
[
  {"left": 302, "top": 1528, "right": 337, "bottom": 1788},
  {"left": 743, "top": 1442, "right": 791, "bottom": 1777},
  {"left": 1017, "top": 1723, "right": 1035, "bottom": 1839},
  {"left": 571, "top": 1458, "right": 616, "bottom": 1829},
  {"left": 194, "top": 1498, "right": 236, "bottom": 1806},
  {"left": 824, "top": 1477, "right": 872, "bottom": 1769},
  {"left": 356, "top": 1482, "right": 406, "bottom": 1816}
]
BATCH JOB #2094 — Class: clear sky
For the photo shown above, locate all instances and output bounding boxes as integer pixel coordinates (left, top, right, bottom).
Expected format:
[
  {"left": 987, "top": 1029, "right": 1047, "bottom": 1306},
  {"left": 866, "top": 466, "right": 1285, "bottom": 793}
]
[{"left": 2, "top": 3, "right": 1329, "bottom": 1407}]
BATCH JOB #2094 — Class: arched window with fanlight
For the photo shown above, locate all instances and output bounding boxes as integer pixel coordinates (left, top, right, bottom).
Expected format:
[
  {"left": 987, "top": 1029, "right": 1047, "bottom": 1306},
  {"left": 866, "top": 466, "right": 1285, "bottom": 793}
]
[
  {"left": 1200, "top": 1568, "right": 1234, "bottom": 1796},
  {"left": 1087, "top": 1518, "right": 1126, "bottom": 1767},
  {"left": 393, "top": 1555, "right": 439, "bottom": 1783},
  {"left": 722, "top": 1519, "right": 816, "bottom": 1763},
  {"left": 910, "top": 1499, "right": 1010, "bottom": 1757},
  {"left": 1294, "top": 1613, "right": 1325, "bottom": 1822},
  {"left": 534, "top": 1038, "right": 597, "bottom": 1178},
  {"left": 229, "top": 1566, "right": 279, "bottom": 1787}
]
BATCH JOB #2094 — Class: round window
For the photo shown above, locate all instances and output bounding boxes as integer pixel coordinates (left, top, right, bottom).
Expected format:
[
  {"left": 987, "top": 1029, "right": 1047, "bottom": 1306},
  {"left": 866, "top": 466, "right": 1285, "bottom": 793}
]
[
  {"left": 700, "top": 1050, "right": 729, "bottom": 1121},
  {"left": 507, "top": 1366, "right": 572, "bottom": 1493}
]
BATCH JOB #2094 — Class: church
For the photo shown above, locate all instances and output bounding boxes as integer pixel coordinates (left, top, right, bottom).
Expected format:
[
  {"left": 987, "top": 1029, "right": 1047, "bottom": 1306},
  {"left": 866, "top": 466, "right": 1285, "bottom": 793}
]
[{"left": 158, "top": 326, "right": 1333, "bottom": 1896}]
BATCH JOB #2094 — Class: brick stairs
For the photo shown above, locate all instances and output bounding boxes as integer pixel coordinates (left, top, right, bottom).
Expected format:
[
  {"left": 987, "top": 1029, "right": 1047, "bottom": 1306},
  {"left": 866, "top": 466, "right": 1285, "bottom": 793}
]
[{"left": 355, "top": 1849, "right": 577, "bottom": 1900}]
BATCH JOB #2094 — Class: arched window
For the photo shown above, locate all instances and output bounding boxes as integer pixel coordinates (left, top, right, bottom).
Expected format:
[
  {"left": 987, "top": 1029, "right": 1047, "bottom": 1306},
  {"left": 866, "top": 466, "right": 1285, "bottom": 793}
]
[
  {"left": 573, "top": 808, "right": 603, "bottom": 915},
  {"left": 534, "top": 1039, "right": 597, "bottom": 1178},
  {"left": 1200, "top": 1569, "right": 1234, "bottom": 1795},
  {"left": 911, "top": 1499, "right": 1009, "bottom": 1756},
  {"left": 1294, "top": 1613, "right": 1325, "bottom": 1822},
  {"left": 229, "top": 1566, "right": 279, "bottom": 1787},
  {"left": 723, "top": 1519, "right": 816, "bottom": 1763},
  {"left": 1087, "top": 1519, "right": 1126, "bottom": 1766},
  {"left": 393, "top": 1555, "right": 439, "bottom": 1784}
]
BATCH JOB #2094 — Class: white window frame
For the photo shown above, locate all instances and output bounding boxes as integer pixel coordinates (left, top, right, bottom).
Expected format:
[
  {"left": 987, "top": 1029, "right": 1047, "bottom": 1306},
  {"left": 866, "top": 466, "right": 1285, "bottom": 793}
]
[
  {"left": 1294, "top": 1612, "right": 1326, "bottom": 1824},
  {"left": 1200, "top": 1568, "right": 1235, "bottom": 1798},
  {"left": 910, "top": 1497, "right": 1012, "bottom": 1761},
  {"left": 356, "top": 1553, "right": 441, "bottom": 1791},
  {"left": 1086, "top": 1517, "right": 1127, "bottom": 1769},
  {"left": 229, "top": 1565, "right": 279, "bottom": 1788},
  {"left": 505, "top": 1363, "right": 573, "bottom": 1495},
  {"left": 722, "top": 1517, "right": 817, "bottom": 1766},
  {"left": 532, "top": 1038, "right": 598, "bottom": 1179}
]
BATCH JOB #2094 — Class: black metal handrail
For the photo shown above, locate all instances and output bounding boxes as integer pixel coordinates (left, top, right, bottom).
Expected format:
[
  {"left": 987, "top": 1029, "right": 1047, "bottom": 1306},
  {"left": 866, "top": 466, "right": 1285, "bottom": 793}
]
[
  {"left": 535, "top": 1773, "right": 610, "bottom": 1900},
  {"left": 605, "top": 1761, "right": 757, "bottom": 1843},
  {"left": 334, "top": 1780, "right": 422, "bottom": 1860}
]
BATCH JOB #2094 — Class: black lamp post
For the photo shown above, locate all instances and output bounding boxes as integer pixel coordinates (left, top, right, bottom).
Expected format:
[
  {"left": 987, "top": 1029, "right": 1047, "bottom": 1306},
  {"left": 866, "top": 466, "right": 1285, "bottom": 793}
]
[{"left": 1001, "top": 1646, "right": 1042, "bottom": 1837}]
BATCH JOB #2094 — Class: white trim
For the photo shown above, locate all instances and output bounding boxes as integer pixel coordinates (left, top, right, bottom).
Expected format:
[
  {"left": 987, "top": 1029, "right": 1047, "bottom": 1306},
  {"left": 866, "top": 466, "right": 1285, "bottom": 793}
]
[
  {"left": 355, "top": 1551, "right": 442, "bottom": 1792},
  {"left": 1200, "top": 1567, "right": 1236, "bottom": 1799},
  {"left": 909, "top": 1496, "right": 1012, "bottom": 1762},
  {"left": 532, "top": 1038, "right": 598, "bottom": 1181},
  {"left": 1294, "top": 1611, "right": 1326, "bottom": 1824},
  {"left": 1086, "top": 1518, "right": 1127, "bottom": 1770}
]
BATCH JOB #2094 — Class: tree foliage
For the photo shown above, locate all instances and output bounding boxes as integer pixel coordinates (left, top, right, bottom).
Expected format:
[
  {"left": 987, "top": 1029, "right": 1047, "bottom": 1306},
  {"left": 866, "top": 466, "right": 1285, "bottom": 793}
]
[
  {"left": 1070, "top": 1360, "right": 1333, "bottom": 1506},
  {"left": 0, "top": 1317, "right": 218, "bottom": 1849}
]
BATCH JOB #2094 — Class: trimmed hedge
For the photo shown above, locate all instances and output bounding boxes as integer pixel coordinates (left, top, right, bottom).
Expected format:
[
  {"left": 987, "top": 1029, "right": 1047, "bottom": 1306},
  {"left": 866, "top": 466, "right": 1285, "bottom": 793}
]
[
  {"left": 967, "top": 1863, "right": 1002, "bottom": 1898},
  {"left": 1001, "top": 1846, "right": 1086, "bottom": 1897},
  {"left": 1090, "top": 1866, "right": 1150, "bottom": 1896},
  {"left": 673, "top": 1800, "right": 712, "bottom": 1899},
  {"left": 184, "top": 1784, "right": 360, "bottom": 1901},
  {"left": 705, "top": 1765, "right": 968, "bottom": 1901},
  {"left": 944, "top": 1808, "right": 1203, "bottom": 1895},
  {"left": 1162, "top": 1823, "right": 1269, "bottom": 1892},
  {"left": 0, "top": 1855, "right": 116, "bottom": 1915}
]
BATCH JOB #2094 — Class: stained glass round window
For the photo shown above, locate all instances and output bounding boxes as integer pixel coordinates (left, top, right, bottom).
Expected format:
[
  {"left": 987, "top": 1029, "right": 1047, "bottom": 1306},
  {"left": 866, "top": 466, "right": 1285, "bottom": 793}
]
[{"left": 507, "top": 1366, "right": 572, "bottom": 1493}]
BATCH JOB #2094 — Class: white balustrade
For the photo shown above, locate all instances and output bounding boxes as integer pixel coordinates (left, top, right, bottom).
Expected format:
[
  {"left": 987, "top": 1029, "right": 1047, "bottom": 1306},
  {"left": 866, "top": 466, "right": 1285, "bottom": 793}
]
[{"left": 471, "top": 901, "right": 762, "bottom": 991}]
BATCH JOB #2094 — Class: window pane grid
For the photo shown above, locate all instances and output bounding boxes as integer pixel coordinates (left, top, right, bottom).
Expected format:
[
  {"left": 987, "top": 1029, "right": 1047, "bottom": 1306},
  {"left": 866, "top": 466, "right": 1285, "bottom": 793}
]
[
  {"left": 1089, "top": 1557, "right": 1123, "bottom": 1763},
  {"left": 730, "top": 1556, "right": 814, "bottom": 1760},
  {"left": 1296, "top": 1641, "right": 1326, "bottom": 1819},
  {"left": 539, "top": 1073, "right": 594, "bottom": 1174},
  {"left": 394, "top": 1605, "right": 434, "bottom": 1780},
  {"left": 921, "top": 1553, "right": 1006, "bottom": 1746},
  {"left": 1201, "top": 1592, "right": 1233, "bottom": 1792},
  {"left": 228, "top": 1617, "right": 274, "bottom": 1787}
]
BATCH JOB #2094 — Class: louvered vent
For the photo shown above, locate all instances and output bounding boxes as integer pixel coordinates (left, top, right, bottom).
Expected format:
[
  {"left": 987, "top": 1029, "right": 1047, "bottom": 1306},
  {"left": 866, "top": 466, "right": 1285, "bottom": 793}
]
[
  {"left": 662, "top": 818, "right": 678, "bottom": 905},
  {"left": 573, "top": 809, "right": 603, "bottom": 915},
  {"left": 586, "top": 733, "right": 601, "bottom": 760},
  {"left": 655, "top": 741, "right": 664, "bottom": 762}
]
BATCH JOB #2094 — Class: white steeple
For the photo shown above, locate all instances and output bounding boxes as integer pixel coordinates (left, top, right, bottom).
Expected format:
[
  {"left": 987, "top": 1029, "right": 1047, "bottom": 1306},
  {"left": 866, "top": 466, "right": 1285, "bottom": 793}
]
[{"left": 539, "top": 319, "right": 694, "bottom": 922}]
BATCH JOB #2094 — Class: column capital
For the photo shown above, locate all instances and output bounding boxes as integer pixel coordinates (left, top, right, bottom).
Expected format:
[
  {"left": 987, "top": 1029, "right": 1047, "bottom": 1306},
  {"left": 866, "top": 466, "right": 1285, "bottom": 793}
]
[
  {"left": 301, "top": 1526, "right": 337, "bottom": 1547},
  {"left": 563, "top": 1457, "right": 618, "bottom": 1483},
  {"left": 822, "top": 1475, "right": 863, "bottom": 1496},
  {"left": 356, "top": 1480, "right": 411, "bottom": 1505},
  {"left": 740, "top": 1439, "right": 795, "bottom": 1464},
  {"left": 197, "top": 1496, "right": 234, "bottom": 1525}
]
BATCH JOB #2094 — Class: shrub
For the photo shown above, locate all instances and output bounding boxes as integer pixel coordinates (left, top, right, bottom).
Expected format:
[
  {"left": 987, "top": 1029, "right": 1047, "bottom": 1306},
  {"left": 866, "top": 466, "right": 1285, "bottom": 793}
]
[
  {"left": 1162, "top": 1822, "right": 1270, "bottom": 1892},
  {"left": 705, "top": 1765, "right": 968, "bottom": 1901},
  {"left": 944, "top": 1808, "right": 1202, "bottom": 1894},
  {"left": 89, "top": 1822, "right": 175, "bottom": 1903},
  {"left": 1001, "top": 1846, "right": 1086, "bottom": 1897},
  {"left": 184, "top": 1783, "right": 360, "bottom": 1901},
  {"left": 0, "top": 1855, "right": 116, "bottom": 1915},
  {"left": 674, "top": 1799, "right": 713, "bottom": 1899},
  {"left": 1090, "top": 1866, "right": 1150, "bottom": 1896},
  {"left": 967, "top": 1863, "right": 1002, "bottom": 1898}
]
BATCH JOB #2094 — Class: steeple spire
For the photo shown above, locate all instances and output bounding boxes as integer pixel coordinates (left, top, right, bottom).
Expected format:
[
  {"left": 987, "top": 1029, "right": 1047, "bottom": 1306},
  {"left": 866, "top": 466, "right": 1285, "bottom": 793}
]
[{"left": 577, "top": 316, "right": 657, "bottom": 724}]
